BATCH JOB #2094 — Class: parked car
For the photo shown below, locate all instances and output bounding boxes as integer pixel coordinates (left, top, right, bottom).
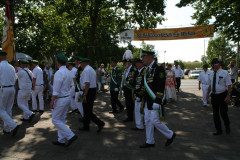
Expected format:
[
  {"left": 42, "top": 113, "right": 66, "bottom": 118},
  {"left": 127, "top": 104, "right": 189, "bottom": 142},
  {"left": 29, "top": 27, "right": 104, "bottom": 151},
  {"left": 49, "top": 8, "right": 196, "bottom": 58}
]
[
  {"left": 184, "top": 69, "right": 190, "bottom": 75},
  {"left": 195, "top": 68, "right": 203, "bottom": 71},
  {"left": 188, "top": 70, "right": 201, "bottom": 79}
]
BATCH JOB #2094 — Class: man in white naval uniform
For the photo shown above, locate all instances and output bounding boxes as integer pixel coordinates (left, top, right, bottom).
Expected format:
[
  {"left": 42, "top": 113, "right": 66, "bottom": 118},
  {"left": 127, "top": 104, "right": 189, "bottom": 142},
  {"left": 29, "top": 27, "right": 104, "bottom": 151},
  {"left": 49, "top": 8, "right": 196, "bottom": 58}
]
[
  {"left": 198, "top": 64, "right": 210, "bottom": 107},
  {"left": 44, "top": 63, "right": 53, "bottom": 100},
  {"left": 17, "top": 60, "right": 35, "bottom": 122},
  {"left": 31, "top": 60, "right": 44, "bottom": 112},
  {"left": 50, "top": 53, "right": 78, "bottom": 147},
  {"left": 0, "top": 51, "right": 19, "bottom": 136},
  {"left": 140, "top": 50, "right": 176, "bottom": 148},
  {"left": 67, "top": 61, "right": 79, "bottom": 113}
]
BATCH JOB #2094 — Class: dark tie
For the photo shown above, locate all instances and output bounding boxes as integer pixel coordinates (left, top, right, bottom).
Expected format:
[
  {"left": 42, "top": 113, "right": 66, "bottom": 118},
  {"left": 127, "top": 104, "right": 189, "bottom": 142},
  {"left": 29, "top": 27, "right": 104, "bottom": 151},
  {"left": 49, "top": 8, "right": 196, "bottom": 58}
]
[{"left": 212, "top": 71, "right": 217, "bottom": 93}]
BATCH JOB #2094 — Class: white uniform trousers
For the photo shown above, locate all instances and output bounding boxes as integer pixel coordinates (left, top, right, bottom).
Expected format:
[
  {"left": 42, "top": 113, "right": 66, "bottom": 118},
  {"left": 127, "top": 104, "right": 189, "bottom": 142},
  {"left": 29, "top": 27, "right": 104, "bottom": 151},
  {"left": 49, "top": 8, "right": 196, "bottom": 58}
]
[
  {"left": 144, "top": 102, "right": 173, "bottom": 144},
  {"left": 134, "top": 100, "right": 144, "bottom": 129},
  {"left": 32, "top": 85, "right": 44, "bottom": 111},
  {"left": 17, "top": 89, "right": 33, "bottom": 119},
  {"left": 52, "top": 96, "right": 75, "bottom": 143},
  {"left": 75, "top": 91, "right": 84, "bottom": 116},
  {"left": 70, "top": 86, "right": 77, "bottom": 110},
  {"left": 202, "top": 84, "right": 209, "bottom": 105},
  {"left": 0, "top": 87, "right": 18, "bottom": 132}
]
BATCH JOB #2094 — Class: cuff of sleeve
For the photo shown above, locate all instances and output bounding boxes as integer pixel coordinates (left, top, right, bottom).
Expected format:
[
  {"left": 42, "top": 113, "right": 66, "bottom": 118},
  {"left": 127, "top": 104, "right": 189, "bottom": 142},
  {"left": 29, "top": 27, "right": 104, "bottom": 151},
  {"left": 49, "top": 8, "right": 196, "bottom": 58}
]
[{"left": 52, "top": 92, "right": 59, "bottom": 96}]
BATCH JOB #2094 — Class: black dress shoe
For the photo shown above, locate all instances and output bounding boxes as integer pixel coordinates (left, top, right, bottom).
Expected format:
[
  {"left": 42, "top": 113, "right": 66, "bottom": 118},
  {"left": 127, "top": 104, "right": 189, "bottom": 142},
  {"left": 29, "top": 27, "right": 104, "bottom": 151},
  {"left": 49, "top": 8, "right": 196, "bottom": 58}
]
[
  {"left": 52, "top": 141, "right": 65, "bottom": 146},
  {"left": 28, "top": 113, "right": 35, "bottom": 122},
  {"left": 165, "top": 132, "right": 176, "bottom": 147},
  {"left": 79, "top": 127, "right": 90, "bottom": 131},
  {"left": 3, "top": 130, "right": 10, "bottom": 134},
  {"left": 226, "top": 127, "right": 231, "bottom": 134},
  {"left": 97, "top": 123, "right": 105, "bottom": 133},
  {"left": 118, "top": 108, "right": 124, "bottom": 113},
  {"left": 20, "top": 118, "right": 30, "bottom": 122},
  {"left": 122, "top": 118, "right": 133, "bottom": 122},
  {"left": 109, "top": 110, "right": 118, "bottom": 114},
  {"left": 32, "top": 110, "right": 38, "bottom": 113},
  {"left": 213, "top": 130, "right": 222, "bottom": 136},
  {"left": 12, "top": 125, "right": 20, "bottom": 137},
  {"left": 139, "top": 143, "right": 155, "bottom": 148},
  {"left": 65, "top": 135, "right": 78, "bottom": 147},
  {"left": 71, "top": 109, "right": 80, "bottom": 114},
  {"left": 132, "top": 127, "right": 144, "bottom": 131}
]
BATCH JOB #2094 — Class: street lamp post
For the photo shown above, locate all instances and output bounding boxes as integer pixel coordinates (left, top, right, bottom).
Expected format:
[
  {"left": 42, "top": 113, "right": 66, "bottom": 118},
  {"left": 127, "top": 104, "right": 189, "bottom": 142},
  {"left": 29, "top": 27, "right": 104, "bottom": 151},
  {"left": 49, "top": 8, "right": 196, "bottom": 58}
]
[{"left": 164, "top": 51, "right": 166, "bottom": 63}]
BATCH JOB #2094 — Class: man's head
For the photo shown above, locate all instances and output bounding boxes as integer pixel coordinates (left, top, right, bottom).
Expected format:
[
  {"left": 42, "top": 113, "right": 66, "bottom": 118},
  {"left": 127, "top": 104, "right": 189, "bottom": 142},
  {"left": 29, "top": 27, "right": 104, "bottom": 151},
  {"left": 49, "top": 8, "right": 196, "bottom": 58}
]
[
  {"left": 67, "top": 61, "right": 75, "bottom": 70},
  {"left": 110, "top": 59, "right": 117, "bottom": 68},
  {"left": 19, "top": 60, "right": 29, "bottom": 69},
  {"left": 203, "top": 64, "right": 209, "bottom": 72},
  {"left": 80, "top": 57, "right": 90, "bottom": 70},
  {"left": 73, "top": 56, "right": 82, "bottom": 66},
  {"left": 56, "top": 53, "right": 68, "bottom": 68},
  {"left": 122, "top": 50, "right": 133, "bottom": 68},
  {"left": 0, "top": 51, "right": 7, "bottom": 62},
  {"left": 141, "top": 50, "right": 155, "bottom": 66},
  {"left": 100, "top": 63, "right": 104, "bottom": 68},
  {"left": 134, "top": 58, "right": 144, "bottom": 70},
  {"left": 31, "top": 60, "right": 39, "bottom": 68},
  {"left": 211, "top": 58, "right": 220, "bottom": 71},
  {"left": 167, "top": 64, "right": 172, "bottom": 70}
]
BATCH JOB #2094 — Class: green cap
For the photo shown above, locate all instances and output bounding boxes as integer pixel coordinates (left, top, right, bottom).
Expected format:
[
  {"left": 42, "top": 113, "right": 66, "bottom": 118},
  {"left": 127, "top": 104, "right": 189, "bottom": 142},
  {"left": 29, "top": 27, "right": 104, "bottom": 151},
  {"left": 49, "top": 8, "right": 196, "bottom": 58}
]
[
  {"left": 0, "top": 51, "right": 7, "bottom": 56},
  {"left": 141, "top": 50, "right": 155, "bottom": 57},
  {"left": 31, "top": 60, "right": 39, "bottom": 64},
  {"left": 19, "top": 60, "right": 29, "bottom": 64},
  {"left": 56, "top": 53, "right": 68, "bottom": 64},
  {"left": 68, "top": 61, "right": 75, "bottom": 66},
  {"left": 72, "top": 56, "right": 82, "bottom": 61},
  {"left": 80, "top": 57, "right": 90, "bottom": 62},
  {"left": 203, "top": 64, "right": 209, "bottom": 68}
]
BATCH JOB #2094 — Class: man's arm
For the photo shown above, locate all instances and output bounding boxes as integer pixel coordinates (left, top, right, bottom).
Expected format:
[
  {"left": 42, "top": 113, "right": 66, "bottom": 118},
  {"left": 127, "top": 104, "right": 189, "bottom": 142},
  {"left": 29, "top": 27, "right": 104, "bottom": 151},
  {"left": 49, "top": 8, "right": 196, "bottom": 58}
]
[
  {"left": 32, "top": 78, "right": 36, "bottom": 90},
  {"left": 83, "top": 82, "right": 90, "bottom": 103}
]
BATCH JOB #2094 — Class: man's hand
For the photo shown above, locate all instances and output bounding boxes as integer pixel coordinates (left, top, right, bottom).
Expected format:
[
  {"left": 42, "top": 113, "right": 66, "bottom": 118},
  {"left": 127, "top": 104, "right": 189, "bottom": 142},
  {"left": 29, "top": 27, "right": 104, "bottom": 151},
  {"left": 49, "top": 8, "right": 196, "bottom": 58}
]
[
  {"left": 50, "top": 100, "right": 54, "bottom": 109},
  {"left": 32, "top": 86, "right": 35, "bottom": 91},
  {"left": 83, "top": 95, "right": 87, "bottom": 103},
  {"left": 206, "top": 94, "right": 209, "bottom": 102},
  {"left": 224, "top": 95, "right": 231, "bottom": 103}
]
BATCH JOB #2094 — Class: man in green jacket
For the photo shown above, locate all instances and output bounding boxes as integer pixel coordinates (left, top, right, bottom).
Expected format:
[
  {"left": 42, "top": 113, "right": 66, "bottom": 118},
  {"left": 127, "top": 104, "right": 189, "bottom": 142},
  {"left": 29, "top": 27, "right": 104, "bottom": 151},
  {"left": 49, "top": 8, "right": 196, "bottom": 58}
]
[{"left": 109, "top": 59, "right": 124, "bottom": 113}]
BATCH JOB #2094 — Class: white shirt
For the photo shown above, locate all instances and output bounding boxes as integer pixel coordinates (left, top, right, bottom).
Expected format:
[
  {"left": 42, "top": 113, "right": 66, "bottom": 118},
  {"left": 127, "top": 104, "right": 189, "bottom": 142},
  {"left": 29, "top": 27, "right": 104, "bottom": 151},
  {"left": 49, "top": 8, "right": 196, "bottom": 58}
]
[
  {"left": 53, "top": 66, "right": 73, "bottom": 97},
  {"left": 0, "top": 61, "right": 17, "bottom": 86},
  {"left": 198, "top": 70, "right": 210, "bottom": 85},
  {"left": 44, "top": 67, "right": 53, "bottom": 82},
  {"left": 17, "top": 67, "right": 33, "bottom": 90},
  {"left": 33, "top": 65, "right": 43, "bottom": 85},
  {"left": 71, "top": 67, "right": 77, "bottom": 79},
  {"left": 172, "top": 66, "right": 183, "bottom": 78},
  {"left": 210, "top": 69, "right": 232, "bottom": 94},
  {"left": 80, "top": 65, "right": 97, "bottom": 89}
]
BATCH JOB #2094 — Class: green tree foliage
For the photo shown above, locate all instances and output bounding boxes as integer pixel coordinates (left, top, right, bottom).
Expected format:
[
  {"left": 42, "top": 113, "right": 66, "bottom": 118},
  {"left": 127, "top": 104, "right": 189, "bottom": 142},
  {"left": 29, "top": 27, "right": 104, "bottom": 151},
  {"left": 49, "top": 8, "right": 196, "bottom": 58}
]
[
  {"left": 206, "top": 35, "right": 236, "bottom": 69},
  {"left": 176, "top": 0, "right": 240, "bottom": 43},
  {"left": 1, "top": 0, "right": 166, "bottom": 65}
]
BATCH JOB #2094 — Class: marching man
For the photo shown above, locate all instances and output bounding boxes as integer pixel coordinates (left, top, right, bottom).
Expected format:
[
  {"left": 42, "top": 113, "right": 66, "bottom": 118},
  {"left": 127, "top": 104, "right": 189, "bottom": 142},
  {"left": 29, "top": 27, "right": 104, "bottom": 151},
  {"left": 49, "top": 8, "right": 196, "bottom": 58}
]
[{"left": 198, "top": 64, "right": 210, "bottom": 107}]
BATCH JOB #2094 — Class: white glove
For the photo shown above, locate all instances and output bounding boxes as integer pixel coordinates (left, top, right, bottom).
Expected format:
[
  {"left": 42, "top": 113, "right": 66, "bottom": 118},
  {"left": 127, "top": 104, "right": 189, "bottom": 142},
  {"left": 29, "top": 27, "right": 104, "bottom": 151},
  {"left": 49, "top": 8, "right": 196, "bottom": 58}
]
[
  {"left": 135, "top": 97, "right": 141, "bottom": 101},
  {"left": 114, "top": 88, "right": 119, "bottom": 92},
  {"left": 152, "top": 103, "right": 160, "bottom": 110}
]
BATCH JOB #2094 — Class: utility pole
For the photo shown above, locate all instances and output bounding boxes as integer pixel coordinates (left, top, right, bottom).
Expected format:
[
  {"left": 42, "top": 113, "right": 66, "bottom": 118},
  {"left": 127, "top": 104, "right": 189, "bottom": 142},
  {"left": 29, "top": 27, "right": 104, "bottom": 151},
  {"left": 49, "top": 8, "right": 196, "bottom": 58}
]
[
  {"left": 164, "top": 51, "right": 166, "bottom": 64},
  {"left": 236, "top": 41, "right": 239, "bottom": 82}
]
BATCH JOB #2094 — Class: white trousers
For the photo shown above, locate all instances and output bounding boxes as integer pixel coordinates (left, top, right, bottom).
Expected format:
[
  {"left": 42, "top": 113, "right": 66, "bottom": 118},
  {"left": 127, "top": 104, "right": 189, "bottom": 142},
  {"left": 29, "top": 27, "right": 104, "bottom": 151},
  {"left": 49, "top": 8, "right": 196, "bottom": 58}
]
[
  {"left": 70, "top": 86, "right": 77, "bottom": 110},
  {"left": 32, "top": 85, "right": 44, "bottom": 111},
  {"left": 202, "top": 84, "right": 209, "bottom": 105},
  {"left": 17, "top": 90, "right": 33, "bottom": 119},
  {"left": 134, "top": 100, "right": 144, "bottom": 129},
  {"left": 75, "top": 91, "right": 84, "bottom": 116},
  {"left": 0, "top": 87, "right": 18, "bottom": 132},
  {"left": 52, "top": 97, "right": 75, "bottom": 143},
  {"left": 144, "top": 102, "right": 173, "bottom": 144}
]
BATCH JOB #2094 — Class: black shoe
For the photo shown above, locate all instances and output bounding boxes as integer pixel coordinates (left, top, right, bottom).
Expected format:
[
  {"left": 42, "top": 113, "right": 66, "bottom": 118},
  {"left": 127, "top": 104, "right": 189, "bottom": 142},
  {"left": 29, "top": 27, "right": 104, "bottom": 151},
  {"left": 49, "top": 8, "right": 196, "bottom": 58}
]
[
  {"left": 132, "top": 127, "right": 144, "bottom": 131},
  {"left": 226, "top": 126, "right": 231, "bottom": 134},
  {"left": 28, "top": 113, "right": 35, "bottom": 122},
  {"left": 20, "top": 118, "right": 30, "bottom": 122},
  {"left": 122, "top": 118, "right": 133, "bottom": 122},
  {"left": 3, "top": 130, "right": 10, "bottom": 134},
  {"left": 165, "top": 132, "right": 176, "bottom": 147},
  {"left": 97, "top": 123, "right": 105, "bottom": 133},
  {"left": 118, "top": 108, "right": 124, "bottom": 113},
  {"left": 213, "top": 130, "right": 222, "bottom": 136},
  {"left": 65, "top": 135, "right": 78, "bottom": 147},
  {"left": 79, "top": 127, "right": 90, "bottom": 131},
  {"left": 139, "top": 143, "right": 155, "bottom": 148},
  {"left": 71, "top": 109, "right": 80, "bottom": 114},
  {"left": 32, "top": 110, "right": 38, "bottom": 113},
  {"left": 12, "top": 125, "right": 20, "bottom": 137},
  {"left": 52, "top": 141, "right": 65, "bottom": 146},
  {"left": 109, "top": 110, "right": 118, "bottom": 114}
]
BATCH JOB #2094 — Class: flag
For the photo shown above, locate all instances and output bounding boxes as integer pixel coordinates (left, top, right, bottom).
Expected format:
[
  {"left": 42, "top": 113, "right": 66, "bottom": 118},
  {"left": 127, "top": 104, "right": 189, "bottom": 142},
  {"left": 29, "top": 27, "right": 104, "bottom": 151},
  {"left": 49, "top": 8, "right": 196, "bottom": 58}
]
[{"left": 2, "top": 0, "right": 15, "bottom": 62}]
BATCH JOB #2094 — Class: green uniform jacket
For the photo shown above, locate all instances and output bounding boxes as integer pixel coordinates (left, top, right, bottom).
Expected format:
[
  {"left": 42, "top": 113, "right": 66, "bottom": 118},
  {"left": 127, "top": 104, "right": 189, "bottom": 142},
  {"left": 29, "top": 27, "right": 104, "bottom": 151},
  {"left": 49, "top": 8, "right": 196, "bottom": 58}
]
[{"left": 110, "top": 66, "right": 122, "bottom": 91}]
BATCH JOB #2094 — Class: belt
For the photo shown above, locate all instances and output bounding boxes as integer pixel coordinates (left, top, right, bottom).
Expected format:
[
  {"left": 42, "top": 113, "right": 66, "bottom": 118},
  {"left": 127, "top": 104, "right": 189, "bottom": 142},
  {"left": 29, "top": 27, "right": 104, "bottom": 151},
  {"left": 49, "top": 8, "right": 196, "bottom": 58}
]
[
  {"left": 35, "top": 84, "right": 43, "bottom": 86},
  {"left": 57, "top": 95, "right": 70, "bottom": 99},
  {"left": 2, "top": 85, "right": 14, "bottom": 88}
]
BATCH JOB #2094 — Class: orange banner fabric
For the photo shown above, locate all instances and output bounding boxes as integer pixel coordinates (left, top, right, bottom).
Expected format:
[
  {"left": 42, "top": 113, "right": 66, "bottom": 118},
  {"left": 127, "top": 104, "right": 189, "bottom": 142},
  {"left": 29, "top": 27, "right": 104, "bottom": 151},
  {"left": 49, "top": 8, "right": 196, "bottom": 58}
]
[{"left": 134, "top": 25, "right": 214, "bottom": 41}]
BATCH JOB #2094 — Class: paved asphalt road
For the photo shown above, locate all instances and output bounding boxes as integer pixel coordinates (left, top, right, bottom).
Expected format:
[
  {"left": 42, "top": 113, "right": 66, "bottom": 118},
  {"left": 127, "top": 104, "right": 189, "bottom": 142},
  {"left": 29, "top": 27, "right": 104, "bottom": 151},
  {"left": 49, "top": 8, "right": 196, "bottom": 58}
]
[{"left": 0, "top": 80, "right": 240, "bottom": 160}]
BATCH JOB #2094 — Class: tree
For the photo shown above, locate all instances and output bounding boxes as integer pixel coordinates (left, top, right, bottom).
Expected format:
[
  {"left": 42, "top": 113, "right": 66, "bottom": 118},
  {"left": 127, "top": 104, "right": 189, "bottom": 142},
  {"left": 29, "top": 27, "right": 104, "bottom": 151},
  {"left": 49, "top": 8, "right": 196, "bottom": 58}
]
[
  {"left": 206, "top": 35, "right": 236, "bottom": 69},
  {"left": 176, "top": 0, "right": 240, "bottom": 43}
]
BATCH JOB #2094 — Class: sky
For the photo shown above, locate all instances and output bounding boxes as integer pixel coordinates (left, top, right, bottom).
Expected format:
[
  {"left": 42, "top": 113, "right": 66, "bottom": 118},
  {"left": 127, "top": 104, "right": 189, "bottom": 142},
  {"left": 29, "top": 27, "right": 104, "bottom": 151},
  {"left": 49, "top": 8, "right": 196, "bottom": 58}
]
[{"left": 131, "top": 0, "right": 212, "bottom": 63}]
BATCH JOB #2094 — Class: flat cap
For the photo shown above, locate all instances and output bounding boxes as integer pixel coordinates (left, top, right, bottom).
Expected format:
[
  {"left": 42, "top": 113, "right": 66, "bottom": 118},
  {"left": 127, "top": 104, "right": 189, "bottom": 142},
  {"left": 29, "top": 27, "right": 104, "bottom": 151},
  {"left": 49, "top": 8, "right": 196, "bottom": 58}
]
[
  {"left": 56, "top": 53, "right": 68, "bottom": 64},
  {"left": 141, "top": 50, "right": 155, "bottom": 57},
  {"left": 0, "top": 51, "right": 7, "bottom": 56}
]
